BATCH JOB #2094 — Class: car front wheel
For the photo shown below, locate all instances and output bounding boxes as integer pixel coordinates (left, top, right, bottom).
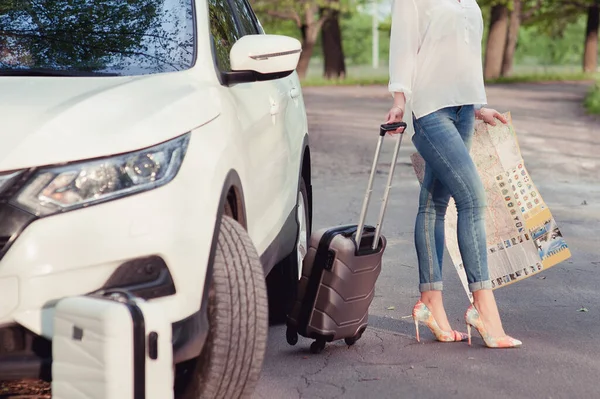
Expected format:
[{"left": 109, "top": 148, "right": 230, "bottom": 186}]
[{"left": 175, "top": 215, "right": 268, "bottom": 399}]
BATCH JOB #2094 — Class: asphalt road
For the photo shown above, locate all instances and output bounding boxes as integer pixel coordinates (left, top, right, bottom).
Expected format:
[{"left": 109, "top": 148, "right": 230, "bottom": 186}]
[
  {"left": 254, "top": 82, "right": 600, "bottom": 399},
  {"left": 1, "top": 82, "right": 598, "bottom": 399}
]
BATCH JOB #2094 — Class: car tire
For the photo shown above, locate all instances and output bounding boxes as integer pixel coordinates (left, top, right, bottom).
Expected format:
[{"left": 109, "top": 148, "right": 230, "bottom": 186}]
[
  {"left": 266, "top": 176, "right": 311, "bottom": 324},
  {"left": 175, "top": 215, "right": 268, "bottom": 399}
]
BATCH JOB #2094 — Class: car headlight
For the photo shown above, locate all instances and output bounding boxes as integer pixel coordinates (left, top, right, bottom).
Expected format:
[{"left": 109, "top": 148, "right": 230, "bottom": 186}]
[{"left": 10, "top": 133, "right": 190, "bottom": 217}]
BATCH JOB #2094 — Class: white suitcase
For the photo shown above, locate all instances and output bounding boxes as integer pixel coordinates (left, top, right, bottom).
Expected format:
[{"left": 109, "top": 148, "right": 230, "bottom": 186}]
[{"left": 51, "top": 291, "right": 174, "bottom": 399}]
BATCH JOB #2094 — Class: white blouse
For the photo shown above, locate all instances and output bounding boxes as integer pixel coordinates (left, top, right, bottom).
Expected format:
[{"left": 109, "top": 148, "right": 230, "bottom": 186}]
[{"left": 388, "top": 0, "right": 488, "bottom": 119}]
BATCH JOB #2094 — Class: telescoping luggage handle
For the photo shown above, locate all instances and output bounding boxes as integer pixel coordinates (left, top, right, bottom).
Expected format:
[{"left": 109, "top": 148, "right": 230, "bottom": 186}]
[{"left": 355, "top": 122, "right": 407, "bottom": 250}]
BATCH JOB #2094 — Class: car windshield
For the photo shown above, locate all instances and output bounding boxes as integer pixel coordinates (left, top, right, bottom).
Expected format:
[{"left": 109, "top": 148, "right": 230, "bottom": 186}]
[{"left": 0, "top": 0, "right": 195, "bottom": 76}]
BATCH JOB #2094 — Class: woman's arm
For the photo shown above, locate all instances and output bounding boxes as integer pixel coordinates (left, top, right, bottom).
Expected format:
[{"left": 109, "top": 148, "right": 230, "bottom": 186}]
[
  {"left": 391, "top": 93, "right": 407, "bottom": 115},
  {"left": 387, "top": 0, "right": 419, "bottom": 124}
]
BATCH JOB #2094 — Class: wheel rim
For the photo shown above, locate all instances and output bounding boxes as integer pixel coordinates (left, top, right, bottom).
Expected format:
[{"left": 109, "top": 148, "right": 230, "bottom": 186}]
[{"left": 296, "top": 190, "right": 308, "bottom": 281}]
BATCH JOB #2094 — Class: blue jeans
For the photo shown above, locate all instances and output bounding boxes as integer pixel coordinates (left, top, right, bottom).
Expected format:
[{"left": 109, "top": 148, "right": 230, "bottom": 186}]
[{"left": 411, "top": 105, "right": 492, "bottom": 293}]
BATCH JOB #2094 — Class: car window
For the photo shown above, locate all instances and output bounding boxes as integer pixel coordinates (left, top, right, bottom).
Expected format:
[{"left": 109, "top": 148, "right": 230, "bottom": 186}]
[
  {"left": 0, "top": 0, "right": 195, "bottom": 76},
  {"left": 208, "top": 0, "right": 240, "bottom": 72},
  {"left": 231, "top": 0, "right": 260, "bottom": 35}
]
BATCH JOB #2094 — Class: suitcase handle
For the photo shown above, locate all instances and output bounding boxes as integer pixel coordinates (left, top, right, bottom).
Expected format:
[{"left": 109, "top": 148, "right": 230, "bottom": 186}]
[
  {"left": 355, "top": 122, "right": 407, "bottom": 249},
  {"left": 380, "top": 122, "right": 406, "bottom": 136}
]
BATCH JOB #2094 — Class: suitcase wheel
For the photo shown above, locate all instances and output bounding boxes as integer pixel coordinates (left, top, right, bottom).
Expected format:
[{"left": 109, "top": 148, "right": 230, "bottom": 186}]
[
  {"left": 310, "top": 339, "right": 326, "bottom": 354},
  {"left": 286, "top": 327, "right": 298, "bottom": 346},
  {"left": 344, "top": 328, "right": 366, "bottom": 346}
]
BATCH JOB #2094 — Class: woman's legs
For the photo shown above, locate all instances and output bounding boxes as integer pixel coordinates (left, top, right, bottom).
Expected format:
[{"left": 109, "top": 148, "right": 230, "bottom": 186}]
[
  {"left": 412, "top": 105, "right": 507, "bottom": 338},
  {"left": 415, "top": 167, "right": 451, "bottom": 291},
  {"left": 414, "top": 158, "right": 453, "bottom": 331}
]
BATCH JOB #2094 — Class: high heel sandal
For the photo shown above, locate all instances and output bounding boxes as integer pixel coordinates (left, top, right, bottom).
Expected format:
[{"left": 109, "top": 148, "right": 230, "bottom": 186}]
[
  {"left": 412, "top": 300, "right": 468, "bottom": 342},
  {"left": 464, "top": 304, "right": 522, "bottom": 348}
]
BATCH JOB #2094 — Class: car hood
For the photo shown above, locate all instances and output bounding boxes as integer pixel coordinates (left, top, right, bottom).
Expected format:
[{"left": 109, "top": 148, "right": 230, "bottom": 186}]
[{"left": 0, "top": 73, "right": 220, "bottom": 171}]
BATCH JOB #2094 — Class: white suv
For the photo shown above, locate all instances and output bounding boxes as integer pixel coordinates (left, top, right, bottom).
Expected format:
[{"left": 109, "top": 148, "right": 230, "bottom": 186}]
[{"left": 0, "top": 0, "right": 312, "bottom": 397}]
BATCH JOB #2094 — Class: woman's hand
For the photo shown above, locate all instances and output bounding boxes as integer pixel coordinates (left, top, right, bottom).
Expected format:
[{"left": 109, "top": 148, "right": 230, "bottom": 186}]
[
  {"left": 385, "top": 105, "right": 406, "bottom": 134},
  {"left": 477, "top": 107, "right": 507, "bottom": 126}
]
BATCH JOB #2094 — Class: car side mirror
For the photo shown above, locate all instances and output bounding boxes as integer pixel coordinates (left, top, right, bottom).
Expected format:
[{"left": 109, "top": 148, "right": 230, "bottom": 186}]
[{"left": 223, "top": 34, "right": 302, "bottom": 85}]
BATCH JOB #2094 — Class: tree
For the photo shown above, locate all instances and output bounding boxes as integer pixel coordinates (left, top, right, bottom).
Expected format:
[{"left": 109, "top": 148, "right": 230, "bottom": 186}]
[
  {"left": 320, "top": 7, "right": 346, "bottom": 79},
  {"left": 501, "top": 0, "right": 521, "bottom": 76},
  {"left": 484, "top": 3, "right": 509, "bottom": 80},
  {"left": 501, "top": 0, "right": 550, "bottom": 76},
  {"left": 251, "top": 0, "right": 365, "bottom": 79},
  {"left": 583, "top": 0, "right": 600, "bottom": 72},
  {"left": 251, "top": 1, "right": 330, "bottom": 78},
  {"left": 523, "top": 0, "right": 599, "bottom": 73},
  {"left": 480, "top": 0, "right": 584, "bottom": 77}
]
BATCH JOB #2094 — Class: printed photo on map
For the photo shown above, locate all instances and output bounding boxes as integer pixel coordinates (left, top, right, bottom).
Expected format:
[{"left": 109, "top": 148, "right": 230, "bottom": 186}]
[{"left": 532, "top": 218, "right": 569, "bottom": 261}]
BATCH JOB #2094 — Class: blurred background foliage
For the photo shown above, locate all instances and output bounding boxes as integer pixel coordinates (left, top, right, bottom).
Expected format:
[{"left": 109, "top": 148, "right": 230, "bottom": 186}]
[
  {"left": 250, "top": 0, "right": 600, "bottom": 81},
  {"left": 249, "top": 0, "right": 600, "bottom": 112}
]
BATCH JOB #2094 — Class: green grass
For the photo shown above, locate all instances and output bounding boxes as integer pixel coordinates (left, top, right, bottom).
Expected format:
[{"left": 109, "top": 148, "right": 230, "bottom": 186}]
[
  {"left": 301, "top": 75, "right": 389, "bottom": 87},
  {"left": 300, "top": 61, "right": 599, "bottom": 87},
  {"left": 584, "top": 81, "right": 600, "bottom": 114},
  {"left": 301, "top": 71, "right": 598, "bottom": 87},
  {"left": 486, "top": 71, "right": 598, "bottom": 84}
]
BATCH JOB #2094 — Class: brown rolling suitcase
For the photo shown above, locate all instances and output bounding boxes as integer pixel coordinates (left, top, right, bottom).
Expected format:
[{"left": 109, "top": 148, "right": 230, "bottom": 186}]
[{"left": 286, "top": 122, "right": 407, "bottom": 354}]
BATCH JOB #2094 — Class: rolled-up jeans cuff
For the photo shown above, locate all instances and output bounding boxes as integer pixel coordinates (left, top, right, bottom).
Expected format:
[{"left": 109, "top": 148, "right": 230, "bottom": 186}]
[
  {"left": 469, "top": 280, "right": 493, "bottom": 292},
  {"left": 419, "top": 282, "right": 444, "bottom": 292}
]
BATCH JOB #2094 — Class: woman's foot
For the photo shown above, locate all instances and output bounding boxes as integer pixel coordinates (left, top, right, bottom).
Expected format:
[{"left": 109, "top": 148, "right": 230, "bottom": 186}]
[
  {"left": 414, "top": 290, "right": 467, "bottom": 342},
  {"left": 466, "top": 289, "right": 522, "bottom": 348},
  {"left": 420, "top": 290, "right": 453, "bottom": 332},
  {"left": 413, "top": 300, "right": 468, "bottom": 342},
  {"left": 471, "top": 289, "right": 506, "bottom": 338}
]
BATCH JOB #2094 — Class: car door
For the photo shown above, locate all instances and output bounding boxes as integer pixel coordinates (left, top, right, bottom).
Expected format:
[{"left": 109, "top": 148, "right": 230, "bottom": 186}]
[
  {"left": 207, "top": 0, "right": 292, "bottom": 254},
  {"left": 232, "top": 0, "right": 306, "bottom": 234},
  {"left": 238, "top": 3, "right": 308, "bottom": 221}
]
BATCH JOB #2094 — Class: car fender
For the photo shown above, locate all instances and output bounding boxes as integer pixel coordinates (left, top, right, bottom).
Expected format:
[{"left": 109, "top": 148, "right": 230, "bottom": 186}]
[{"left": 171, "top": 168, "right": 246, "bottom": 364}]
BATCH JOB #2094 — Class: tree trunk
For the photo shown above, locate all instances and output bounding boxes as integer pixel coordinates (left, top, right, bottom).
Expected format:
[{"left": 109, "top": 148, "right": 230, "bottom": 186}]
[
  {"left": 583, "top": 1, "right": 600, "bottom": 73},
  {"left": 501, "top": 0, "right": 521, "bottom": 77},
  {"left": 295, "top": 7, "right": 324, "bottom": 79},
  {"left": 484, "top": 4, "right": 509, "bottom": 80},
  {"left": 320, "top": 9, "right": 346, "bottom": 79},
  {"left": 297, "top": 35, "right": 314, "bottom": 79}
]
